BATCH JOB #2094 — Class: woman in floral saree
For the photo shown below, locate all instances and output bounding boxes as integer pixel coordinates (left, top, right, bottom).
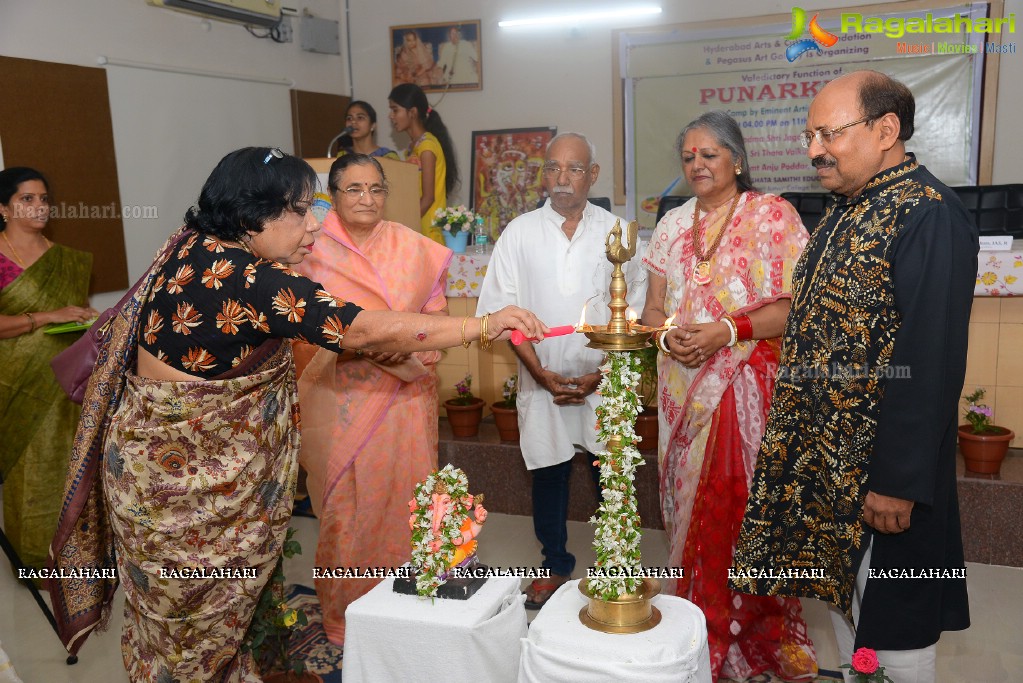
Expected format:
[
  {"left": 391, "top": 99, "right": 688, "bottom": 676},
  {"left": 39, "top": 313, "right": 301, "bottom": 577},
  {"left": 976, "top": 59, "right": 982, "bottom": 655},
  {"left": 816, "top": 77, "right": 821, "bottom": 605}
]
[
  {"left": 0, "top": 167, "right": 96, "bottom": 573},
  {"left": 641, "top": 113, "right": 816, "bottom": 681},
  {"left": 47, "top": 147, "right": 546, "bottom": 682}
]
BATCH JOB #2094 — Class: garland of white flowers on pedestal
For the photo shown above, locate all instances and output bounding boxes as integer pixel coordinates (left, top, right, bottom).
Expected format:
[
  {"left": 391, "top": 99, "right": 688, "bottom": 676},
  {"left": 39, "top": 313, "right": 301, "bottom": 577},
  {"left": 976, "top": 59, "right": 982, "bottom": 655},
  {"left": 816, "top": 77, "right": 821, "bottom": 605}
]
[
  {"left": 588, "top": 350, "right": 646, "bottom": 601},
  {"left": 409, "top": 464, "right": 471, "bottom": 598}
]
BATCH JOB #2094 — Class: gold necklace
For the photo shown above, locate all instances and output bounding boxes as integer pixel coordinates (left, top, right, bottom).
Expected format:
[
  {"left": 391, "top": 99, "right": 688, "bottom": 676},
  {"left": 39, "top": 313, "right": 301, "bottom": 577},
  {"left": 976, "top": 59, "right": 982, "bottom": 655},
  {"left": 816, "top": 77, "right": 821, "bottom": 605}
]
[
  {"left": 691, "top": 192, "right": 741, "bottom": 286},
  {"left": 2, "top": 232, "right": 26, "bottom": 267}
]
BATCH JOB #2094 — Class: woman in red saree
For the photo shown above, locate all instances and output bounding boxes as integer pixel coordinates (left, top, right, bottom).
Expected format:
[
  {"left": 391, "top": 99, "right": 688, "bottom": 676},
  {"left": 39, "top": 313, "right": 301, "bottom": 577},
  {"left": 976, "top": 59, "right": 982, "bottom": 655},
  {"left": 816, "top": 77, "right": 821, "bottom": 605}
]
[
  {"left": 294, "top": 153, "right": 451, "bottom": 645},
  {"left": 641, "top": 113, "right": 817, "bottom": 681},
  {"left": 46, "top": 147, "right": 545, "bottom": 682}
]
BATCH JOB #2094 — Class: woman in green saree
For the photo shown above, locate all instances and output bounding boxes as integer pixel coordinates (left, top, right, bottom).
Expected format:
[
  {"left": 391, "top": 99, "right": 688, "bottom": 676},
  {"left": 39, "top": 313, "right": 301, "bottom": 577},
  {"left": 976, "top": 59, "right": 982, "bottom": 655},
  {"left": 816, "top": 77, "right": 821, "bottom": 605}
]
[{"left": 0, "top": 167, "right": 97, "bottom": 572}]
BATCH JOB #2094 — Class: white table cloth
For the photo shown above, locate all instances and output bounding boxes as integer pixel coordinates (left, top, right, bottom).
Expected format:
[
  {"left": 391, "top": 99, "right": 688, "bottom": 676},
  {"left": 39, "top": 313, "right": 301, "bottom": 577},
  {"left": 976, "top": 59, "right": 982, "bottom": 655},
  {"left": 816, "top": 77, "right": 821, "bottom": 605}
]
[
  {"left": 518, "top": 580, "right": 711, "bottom": 683},
  {"left": 344, "top": 574, "right": 527, "bottom": 683}
]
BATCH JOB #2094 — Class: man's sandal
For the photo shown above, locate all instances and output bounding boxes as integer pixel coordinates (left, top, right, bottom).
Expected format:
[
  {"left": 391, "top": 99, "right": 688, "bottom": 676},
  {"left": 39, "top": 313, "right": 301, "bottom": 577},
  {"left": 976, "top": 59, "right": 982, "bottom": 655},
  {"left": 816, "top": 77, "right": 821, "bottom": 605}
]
[{"left": 524, "top": 574, "right": 570, "bottom": 610}]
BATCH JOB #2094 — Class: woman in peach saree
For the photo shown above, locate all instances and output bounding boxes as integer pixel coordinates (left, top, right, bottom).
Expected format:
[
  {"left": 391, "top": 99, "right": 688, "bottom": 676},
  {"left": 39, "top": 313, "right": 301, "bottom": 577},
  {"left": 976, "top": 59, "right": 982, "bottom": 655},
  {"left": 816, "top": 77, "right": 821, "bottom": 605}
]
[{"left": 294, "top": 154, "right": 451, "bottom": 645}]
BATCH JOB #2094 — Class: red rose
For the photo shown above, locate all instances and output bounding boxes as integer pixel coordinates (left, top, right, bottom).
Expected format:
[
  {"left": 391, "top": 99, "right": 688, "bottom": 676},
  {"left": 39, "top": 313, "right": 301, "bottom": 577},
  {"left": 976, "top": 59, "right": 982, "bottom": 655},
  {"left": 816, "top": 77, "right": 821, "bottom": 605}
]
[{"left": 851, "top": 647, "right": 879, "bottom": 674}]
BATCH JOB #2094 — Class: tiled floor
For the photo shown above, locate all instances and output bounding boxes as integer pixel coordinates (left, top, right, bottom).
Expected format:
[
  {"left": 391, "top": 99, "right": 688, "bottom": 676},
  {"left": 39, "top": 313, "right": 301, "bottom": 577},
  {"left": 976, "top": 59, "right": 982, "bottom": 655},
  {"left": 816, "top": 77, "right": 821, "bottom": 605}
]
[{"left": 2, "top": 504, "right": 1022, "bottom": 682}]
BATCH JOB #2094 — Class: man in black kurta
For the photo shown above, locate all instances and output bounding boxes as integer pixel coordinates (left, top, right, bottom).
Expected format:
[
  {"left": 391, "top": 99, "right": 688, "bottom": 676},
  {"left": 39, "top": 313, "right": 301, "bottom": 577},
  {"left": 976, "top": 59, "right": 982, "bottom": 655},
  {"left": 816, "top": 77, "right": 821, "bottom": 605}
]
[{"left": 730, "top": 71, "right": 974, "bottom": 683}]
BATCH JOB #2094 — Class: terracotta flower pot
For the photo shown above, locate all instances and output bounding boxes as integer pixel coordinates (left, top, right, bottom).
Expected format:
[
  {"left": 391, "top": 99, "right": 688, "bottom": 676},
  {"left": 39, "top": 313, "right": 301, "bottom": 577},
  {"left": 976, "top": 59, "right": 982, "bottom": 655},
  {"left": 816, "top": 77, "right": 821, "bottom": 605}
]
[
  {"left": 958, "top": 424, "right": 1014, "bottom": 476},
  {"left": 490, "top": 402, "right": 519, "bottom": 442},
  {"left": 445, "top": 399, "right": 484, "bottom": 437},
  {"left": 634, "top": 406, "right": 658, "bottom": 452}
]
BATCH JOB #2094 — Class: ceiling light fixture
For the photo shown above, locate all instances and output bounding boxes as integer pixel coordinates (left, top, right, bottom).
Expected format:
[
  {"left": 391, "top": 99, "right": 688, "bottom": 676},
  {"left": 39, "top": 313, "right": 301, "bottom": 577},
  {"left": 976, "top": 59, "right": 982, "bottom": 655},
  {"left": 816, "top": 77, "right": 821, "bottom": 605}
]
[{"left": 498, "top": 5, "right": 662, "bottom": 28}]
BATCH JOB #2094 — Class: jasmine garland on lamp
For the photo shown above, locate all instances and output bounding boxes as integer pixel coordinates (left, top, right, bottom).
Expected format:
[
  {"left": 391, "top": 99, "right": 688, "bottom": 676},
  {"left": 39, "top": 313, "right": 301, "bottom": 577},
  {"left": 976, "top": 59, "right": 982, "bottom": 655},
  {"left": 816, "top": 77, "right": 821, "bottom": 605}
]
[{"left": 45, "top": 146, "right": 547, "bottom": 681}]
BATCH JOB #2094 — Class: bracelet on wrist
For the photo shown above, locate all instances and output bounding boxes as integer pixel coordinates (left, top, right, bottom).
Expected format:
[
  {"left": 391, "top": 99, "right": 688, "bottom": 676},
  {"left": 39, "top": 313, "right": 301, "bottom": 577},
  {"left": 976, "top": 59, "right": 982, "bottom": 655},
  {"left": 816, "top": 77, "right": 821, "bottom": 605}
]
[
  {"left": 460, "top": 316, "right": 471, "bottom": 349},
  {"left": 733, "top": 314, "right": 753, "bottom": 342},
  {"left": 657, "top": 329, "right": 671, "bottom": 355},
  {"left": 721, "top": 316, "right": 737, "bottom": 347},
  {"left": 24, "top": 312, "right": 36, "bottom": 332}
]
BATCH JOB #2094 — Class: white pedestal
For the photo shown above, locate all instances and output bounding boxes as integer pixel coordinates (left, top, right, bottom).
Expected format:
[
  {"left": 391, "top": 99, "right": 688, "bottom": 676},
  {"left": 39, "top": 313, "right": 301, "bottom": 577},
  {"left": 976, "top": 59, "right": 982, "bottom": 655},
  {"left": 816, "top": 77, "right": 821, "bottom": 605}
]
[
  {"left": 518, "top": 580, "right": 712, "bottom": 682},
  {"left": 344, "top": 574, "right": 527, "bottom": 683}
]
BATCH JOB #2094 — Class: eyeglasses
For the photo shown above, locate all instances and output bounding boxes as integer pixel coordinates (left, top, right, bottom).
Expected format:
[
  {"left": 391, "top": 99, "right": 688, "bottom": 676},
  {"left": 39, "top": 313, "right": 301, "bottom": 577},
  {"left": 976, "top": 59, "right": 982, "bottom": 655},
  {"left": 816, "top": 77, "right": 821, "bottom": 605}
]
[
  {"left": 798, "top": 117, "right": 872, "bottom": 148},
  {"left": 541, "top": 163, "right": 590, "bottom": 179},
  {"left": 263, "top": 148, "right": 284, "bottom": 164},
  {"left": 341, "top": 186, "right": 389, "bottom": 200}
]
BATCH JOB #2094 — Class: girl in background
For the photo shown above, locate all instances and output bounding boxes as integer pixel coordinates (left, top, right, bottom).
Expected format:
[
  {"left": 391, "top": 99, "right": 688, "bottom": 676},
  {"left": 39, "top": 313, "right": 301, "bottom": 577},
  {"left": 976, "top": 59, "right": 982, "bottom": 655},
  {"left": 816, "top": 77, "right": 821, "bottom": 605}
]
[
  {"left": 387, "top": 83, "right": 460, "bottom": 244},
  {"left": 337, "top": 100, "right": 399, "bottom": 160}
]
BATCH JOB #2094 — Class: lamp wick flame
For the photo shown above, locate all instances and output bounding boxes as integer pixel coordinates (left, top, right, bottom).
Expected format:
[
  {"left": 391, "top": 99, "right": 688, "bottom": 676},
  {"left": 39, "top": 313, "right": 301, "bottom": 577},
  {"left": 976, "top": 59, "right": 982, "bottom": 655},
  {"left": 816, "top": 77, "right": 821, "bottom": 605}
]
[{"left": 576, "top": 305, "right": 588, "bottom": 330}]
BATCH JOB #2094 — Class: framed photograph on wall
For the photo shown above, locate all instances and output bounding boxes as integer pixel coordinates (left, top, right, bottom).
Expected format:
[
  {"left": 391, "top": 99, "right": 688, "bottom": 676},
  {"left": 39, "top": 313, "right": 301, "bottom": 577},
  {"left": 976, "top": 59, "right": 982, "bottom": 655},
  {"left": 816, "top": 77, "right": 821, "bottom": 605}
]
[
  {"left": 390, "top": 20, "right": 482, "bottom": 92},
  {"left": 470, "top": 126, "right": 557, "bottom": 236}
]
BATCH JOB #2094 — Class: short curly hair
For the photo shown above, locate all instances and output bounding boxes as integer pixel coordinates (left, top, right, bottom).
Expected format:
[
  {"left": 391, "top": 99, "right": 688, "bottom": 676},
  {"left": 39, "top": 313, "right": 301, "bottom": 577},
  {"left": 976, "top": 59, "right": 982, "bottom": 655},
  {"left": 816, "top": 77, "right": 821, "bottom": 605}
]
[{"left": 184, "top": 147, "right": 317, "bottom": 241}]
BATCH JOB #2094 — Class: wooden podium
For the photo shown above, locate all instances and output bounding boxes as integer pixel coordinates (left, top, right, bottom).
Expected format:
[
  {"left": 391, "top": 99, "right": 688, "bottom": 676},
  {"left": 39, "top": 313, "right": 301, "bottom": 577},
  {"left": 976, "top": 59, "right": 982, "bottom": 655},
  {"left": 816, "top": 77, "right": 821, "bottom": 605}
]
[{"left": 305, "top": 156, "right": 421, "bottom": 232}]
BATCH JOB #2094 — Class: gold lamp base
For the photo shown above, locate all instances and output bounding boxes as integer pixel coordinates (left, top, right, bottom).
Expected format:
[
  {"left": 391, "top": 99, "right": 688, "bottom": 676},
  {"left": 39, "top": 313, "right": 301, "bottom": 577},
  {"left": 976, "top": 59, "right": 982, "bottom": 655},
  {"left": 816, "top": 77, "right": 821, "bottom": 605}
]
[
  {"left": 581, "top": 324, "right": 656, "bottom": 351},
  {"left": 578, "top": 578, "right": 662, "bottom": 634}
]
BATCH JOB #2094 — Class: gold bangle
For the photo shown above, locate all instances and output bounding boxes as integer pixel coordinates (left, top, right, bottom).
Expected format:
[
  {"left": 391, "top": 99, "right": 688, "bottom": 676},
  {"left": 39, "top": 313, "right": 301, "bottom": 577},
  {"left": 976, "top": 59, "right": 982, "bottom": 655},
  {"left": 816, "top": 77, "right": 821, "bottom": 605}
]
[
  {"left": 480, "top": 314, "right": 492, "bottom": 351},
  {"left": 24, "top": 312, "right": 36, "bottom": 332},
  {"left": 461, "top": 316, "right": 471, "bottom": 349}
]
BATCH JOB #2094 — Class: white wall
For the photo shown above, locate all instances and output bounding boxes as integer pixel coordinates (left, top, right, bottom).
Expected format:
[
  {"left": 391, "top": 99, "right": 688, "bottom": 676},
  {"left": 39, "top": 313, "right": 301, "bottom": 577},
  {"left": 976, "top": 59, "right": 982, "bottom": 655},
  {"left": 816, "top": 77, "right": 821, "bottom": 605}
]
[
  {"left": 0, "top": 0, "right": 344, "bottom": 93},
  {"left": 345, "top": 0, "right": 1023, "bottom": 208}
]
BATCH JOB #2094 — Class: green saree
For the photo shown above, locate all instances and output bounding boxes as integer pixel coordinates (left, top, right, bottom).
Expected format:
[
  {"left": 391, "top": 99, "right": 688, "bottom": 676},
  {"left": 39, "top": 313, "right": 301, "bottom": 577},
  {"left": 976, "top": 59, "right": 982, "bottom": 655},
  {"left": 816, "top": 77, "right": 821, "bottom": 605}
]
[{"left": 0, "top": 244, "right": 92, "bottom": 570}]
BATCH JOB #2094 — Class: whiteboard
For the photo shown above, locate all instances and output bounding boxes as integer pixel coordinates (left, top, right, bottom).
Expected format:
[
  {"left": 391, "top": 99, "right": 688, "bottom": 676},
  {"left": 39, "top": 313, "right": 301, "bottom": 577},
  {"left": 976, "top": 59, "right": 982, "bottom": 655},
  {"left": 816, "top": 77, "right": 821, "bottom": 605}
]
[{"left": 105, "top": 65, "right": 293, "bottom": 286}]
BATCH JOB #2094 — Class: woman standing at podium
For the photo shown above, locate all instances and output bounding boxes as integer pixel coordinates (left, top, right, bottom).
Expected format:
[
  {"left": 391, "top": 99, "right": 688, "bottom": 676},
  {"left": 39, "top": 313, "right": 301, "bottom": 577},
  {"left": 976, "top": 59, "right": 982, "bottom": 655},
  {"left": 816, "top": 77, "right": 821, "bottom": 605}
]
[
  {"left": 294, "top": 153, "right": 451, "bottom": 646},
  {"left": 336, "top": 100, "right": 399, "bottom": 160},
  {"left": 388, "top": 83, "right": 459, "bottom": 245}
]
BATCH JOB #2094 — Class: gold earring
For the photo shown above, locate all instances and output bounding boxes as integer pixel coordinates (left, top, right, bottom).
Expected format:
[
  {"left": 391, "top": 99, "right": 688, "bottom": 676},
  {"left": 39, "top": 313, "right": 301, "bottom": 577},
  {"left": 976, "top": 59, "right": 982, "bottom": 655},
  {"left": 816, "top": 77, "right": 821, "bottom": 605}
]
[{"left": 735, "top": 166, "right": 742, "bottom": 175}]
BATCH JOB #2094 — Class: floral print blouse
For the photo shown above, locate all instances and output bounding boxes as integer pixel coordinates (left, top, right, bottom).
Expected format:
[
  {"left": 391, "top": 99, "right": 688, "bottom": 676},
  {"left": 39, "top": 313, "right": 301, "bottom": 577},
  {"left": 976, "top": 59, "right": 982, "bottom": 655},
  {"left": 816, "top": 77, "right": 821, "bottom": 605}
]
[{"left": 139, "top": 232, "right": 362, "bottom": 378}]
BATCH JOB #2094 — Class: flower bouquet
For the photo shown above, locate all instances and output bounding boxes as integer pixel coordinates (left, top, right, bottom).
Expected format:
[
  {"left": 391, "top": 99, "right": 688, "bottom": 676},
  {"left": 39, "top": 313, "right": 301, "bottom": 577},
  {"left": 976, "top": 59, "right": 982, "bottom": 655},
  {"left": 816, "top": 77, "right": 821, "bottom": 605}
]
[
  {"left": 840, "top": 648, "right": 894, "bottom": 683},
  {"left": 431, "top": 205, "right": 477, "bottom": 234},
  {"left": 433, "top": 206, "right": 477, "bottom": 253}
]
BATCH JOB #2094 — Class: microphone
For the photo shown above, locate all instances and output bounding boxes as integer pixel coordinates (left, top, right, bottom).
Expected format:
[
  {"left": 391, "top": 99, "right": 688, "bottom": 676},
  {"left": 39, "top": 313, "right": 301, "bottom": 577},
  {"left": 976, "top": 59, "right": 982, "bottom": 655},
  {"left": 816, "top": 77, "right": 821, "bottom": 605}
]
[{"left": 326, "top": 126, "right": 356, "bottom": 158}]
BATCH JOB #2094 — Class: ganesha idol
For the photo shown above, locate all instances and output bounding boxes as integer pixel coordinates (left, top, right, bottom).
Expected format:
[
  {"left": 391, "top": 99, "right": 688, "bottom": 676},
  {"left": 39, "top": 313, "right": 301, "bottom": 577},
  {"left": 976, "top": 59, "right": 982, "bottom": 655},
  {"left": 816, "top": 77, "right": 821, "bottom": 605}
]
[{"left": 408, "top": 483, "right": 488, "bottom": 578}]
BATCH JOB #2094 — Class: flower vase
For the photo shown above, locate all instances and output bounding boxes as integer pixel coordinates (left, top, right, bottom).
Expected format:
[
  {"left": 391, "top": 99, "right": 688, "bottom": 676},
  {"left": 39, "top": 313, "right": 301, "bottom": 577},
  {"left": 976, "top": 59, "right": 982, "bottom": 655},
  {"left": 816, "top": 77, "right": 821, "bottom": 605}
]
[
  {"left": 445, "top": 398, "right": 484, "bottom": 437},
  {"left": 490, "top": 402, "right": 519, "bottom": 442},
  {"left": 958, "top": 425, "right": 1014, "bottom": 476},
  {"left": 443, "top": 230, "right": 469, "bottom": 254}
]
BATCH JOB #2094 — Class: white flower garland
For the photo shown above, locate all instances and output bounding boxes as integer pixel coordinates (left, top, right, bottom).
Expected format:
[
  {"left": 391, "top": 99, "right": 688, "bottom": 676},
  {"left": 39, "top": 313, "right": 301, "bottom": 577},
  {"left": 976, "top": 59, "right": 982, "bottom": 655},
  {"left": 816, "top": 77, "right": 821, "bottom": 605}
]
[
  {"left": 409, "top": 464, "right": 471, "bottom": 597},
  {"left": 588, "top": 350, "right": 646, "bottom": 600}
]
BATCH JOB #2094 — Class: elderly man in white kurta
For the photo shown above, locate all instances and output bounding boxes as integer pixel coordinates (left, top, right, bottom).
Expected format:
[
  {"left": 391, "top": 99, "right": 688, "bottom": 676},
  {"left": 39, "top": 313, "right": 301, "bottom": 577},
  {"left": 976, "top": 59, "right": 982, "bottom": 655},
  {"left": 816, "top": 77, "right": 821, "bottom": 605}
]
[{"left": 477, "top": 132, "right": 645, "bottom": 609}]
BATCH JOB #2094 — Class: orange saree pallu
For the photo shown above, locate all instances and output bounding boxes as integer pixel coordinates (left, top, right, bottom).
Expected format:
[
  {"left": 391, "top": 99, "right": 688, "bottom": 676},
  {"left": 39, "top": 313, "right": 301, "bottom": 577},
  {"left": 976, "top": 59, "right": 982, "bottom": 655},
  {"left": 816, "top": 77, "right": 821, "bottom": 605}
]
[{"left": 295, "top": 213, "right": 450, "bottom": 645}]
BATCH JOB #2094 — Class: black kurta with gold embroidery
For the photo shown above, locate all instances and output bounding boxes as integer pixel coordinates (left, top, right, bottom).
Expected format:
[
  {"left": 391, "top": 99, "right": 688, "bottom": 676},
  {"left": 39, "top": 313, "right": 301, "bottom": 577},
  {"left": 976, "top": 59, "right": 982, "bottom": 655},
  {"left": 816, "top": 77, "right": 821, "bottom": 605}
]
[{"left": 730, "top": 155, "right": 974, "bottom": 649}]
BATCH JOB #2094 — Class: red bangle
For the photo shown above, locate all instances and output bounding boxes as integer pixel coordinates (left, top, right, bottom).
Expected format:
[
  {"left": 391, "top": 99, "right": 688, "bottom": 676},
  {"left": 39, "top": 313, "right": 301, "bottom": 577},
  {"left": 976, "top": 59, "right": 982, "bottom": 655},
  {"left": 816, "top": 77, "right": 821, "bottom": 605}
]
[{"left": 733, "top": 314, "right": 753, "bottom": 341}]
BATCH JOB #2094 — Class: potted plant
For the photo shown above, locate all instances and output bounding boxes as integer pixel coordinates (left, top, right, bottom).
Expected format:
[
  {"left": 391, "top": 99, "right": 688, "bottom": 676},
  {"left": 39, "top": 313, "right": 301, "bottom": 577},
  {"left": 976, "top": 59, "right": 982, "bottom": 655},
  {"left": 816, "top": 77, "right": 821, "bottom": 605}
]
[
  {"left": 490, "top": 374, "right": 519, "bottom": 442},
  {"left": 444, "top": 373, "right": 484, "bottom": 437},
  {"left": 242, "top": 529, "right": 321, "bottom": 682},
  {"left": 633, "top": 344, "right": 659, "bottom": 452},
  {"left": 432, "top": 205, "right": 476, "bottom": 254},
  {"left": 959, "top": 388, "right": 1015, "bottom": 476}
]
